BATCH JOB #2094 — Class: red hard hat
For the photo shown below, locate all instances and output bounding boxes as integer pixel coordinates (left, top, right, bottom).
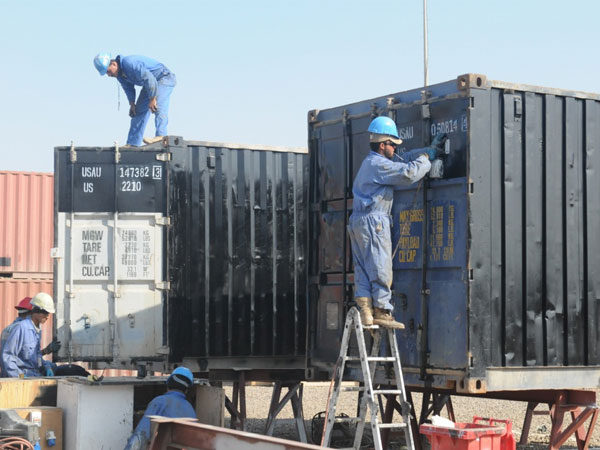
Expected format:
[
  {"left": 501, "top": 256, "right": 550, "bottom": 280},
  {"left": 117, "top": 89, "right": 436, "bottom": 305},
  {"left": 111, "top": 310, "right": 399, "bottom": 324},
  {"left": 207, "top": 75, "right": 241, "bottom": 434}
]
[{"left": 15, "top": 297, "right": 32, "bottom": 311}]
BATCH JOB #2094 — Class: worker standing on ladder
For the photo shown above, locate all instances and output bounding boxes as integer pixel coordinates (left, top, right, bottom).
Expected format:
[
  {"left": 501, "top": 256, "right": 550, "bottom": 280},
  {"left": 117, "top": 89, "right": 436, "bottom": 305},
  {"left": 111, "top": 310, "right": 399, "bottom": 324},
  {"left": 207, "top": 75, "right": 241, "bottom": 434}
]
[{"left": 348, "top": 116, "right": 446, "bottom": 328}]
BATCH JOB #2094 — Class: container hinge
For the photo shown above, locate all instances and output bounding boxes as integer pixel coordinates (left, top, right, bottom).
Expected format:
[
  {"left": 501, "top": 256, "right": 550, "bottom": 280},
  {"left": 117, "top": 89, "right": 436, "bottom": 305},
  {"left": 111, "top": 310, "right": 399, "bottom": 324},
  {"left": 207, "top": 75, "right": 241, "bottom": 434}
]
[
  {"left": 421, "top": 288, "right": 430, "bottom": 295},
  {"left": 421, "top": 104, "right": 431, "bottom": 119},
  {"left": 50, "top": 247, "right": 62, "bottom": 259},
  {"left": 156, "top": 216, "right": 171, "bottom": 226},
  {"left": 69, "top": 141, "right": 77, "bottom": 163},
  {"left": 514, "top": 96, "right": 522, "bottom": 118},
  {"left": 156, "top": 152, "right": 172, "bottom": 162},
  {"left": 114, "top": 141, "right": 121, "bottom": 163},
  {"left": 207, "top": 150, "right": 216, "bottom": 168},
  {"left": 156, "top": 281, "right": 170, "bottom": 290}
]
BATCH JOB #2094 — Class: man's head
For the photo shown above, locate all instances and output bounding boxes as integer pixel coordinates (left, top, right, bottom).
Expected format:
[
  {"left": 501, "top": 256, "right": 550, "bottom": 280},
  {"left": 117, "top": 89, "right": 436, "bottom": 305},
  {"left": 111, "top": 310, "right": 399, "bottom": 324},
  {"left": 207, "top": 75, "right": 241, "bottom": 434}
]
[
  {"left": 93, "top": 52, "right": 115, "bottom": 76},
  {"left": 29, "top": 292, "right": 54, "bottom": 326},
  {"left": 367, "top": 116, "right": 402, "bottom": 160},
  {"left": 167, "top": 367, "right": 194, "bottom": 393},
  {"left": 15, "top": 297, "right": 32, "bottom": 317}
]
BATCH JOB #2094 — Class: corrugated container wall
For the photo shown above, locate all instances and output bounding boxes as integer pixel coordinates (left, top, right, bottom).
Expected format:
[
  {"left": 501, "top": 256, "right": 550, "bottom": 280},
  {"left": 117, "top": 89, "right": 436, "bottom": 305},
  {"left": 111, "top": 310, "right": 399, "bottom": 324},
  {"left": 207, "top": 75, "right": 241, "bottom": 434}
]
[
  {"left": 307, "top": 74, "right": 600, "bottom": 392},
  {"left": 0, "top": 279, "right": 53, "bottom": 346},
  {"left": 0, "top": 171, "right": 54, "bottom": 277},
  {"left": 54, "top": 138, "right": 308, "bottom": 374}
]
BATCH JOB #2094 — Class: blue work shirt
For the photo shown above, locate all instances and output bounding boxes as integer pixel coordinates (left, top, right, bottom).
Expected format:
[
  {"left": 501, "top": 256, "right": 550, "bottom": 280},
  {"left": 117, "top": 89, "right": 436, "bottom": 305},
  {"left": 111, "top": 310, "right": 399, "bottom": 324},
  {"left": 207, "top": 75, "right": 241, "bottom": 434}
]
[
  {"left": 116, "top": 55, "right": 173, "bottom": 104},
  {"left": 1, "top": 317, "right": 24, "bottom": 350},
  {"left": 352, "top": 150, "right": 431, "bottom": 216},
  {"left": 124, "top": 390, "right": 196, "bottom": 449},
  {"left": 1, "top": 317, "right": 52, "bottom": 377}
]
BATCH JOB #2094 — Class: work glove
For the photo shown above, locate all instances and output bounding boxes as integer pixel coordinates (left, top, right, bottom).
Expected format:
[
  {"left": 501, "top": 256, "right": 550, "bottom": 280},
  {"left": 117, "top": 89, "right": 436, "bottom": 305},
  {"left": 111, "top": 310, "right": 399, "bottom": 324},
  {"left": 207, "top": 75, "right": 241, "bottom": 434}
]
[
  {"left": 45, "top": 367, "right": 54, "bottom": 377},
  {"left": 429, "top": 132, "right": 448, "bottom": 156},
  {"left": 420, "top": 148, "right": 437, "bottom": 160},
  {"left": 42, "top": 339, "right": 61, "bottom": 355},
  {"left": 129, "top": 104, "right": 136, "bottom": 118}
]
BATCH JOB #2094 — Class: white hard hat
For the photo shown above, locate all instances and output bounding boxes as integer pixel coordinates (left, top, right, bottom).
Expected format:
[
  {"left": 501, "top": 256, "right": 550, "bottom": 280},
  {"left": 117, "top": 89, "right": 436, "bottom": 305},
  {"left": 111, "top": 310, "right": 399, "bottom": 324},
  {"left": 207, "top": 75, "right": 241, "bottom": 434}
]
[{"left": 30, "top": 292, "right": 55, "bottom": 314}]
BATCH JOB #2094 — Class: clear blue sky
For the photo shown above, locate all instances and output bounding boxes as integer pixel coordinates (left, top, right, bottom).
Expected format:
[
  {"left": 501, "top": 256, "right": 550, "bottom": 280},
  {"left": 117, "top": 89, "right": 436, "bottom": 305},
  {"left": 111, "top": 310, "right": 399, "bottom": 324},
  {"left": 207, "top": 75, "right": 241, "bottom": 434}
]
[{"left": 2, "top": 0, "right": 598, "bottom": 172}]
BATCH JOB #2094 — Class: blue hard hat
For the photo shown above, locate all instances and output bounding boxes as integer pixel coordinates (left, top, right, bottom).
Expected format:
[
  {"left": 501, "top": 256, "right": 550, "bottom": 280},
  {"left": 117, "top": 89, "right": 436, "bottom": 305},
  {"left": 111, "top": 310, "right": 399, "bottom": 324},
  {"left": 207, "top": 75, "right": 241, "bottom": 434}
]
[
  {"left": 367, "top": 116, "right": 402, "bottom": 144},
  {"left": 93, "top": 52, "right": 112, "bottom": 76},
  {"left": 168, "top": 367, "right": 194, "bottom": 388}
]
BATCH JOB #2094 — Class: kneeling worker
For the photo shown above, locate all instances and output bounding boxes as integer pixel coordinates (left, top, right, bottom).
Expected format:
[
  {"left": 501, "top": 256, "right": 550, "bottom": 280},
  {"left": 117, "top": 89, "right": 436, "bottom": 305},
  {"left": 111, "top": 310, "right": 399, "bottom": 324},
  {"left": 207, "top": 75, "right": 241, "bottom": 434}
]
[
  {"left": 124, "top": 367, "right": 197, "bottom": 450},
  {"left": 1, "top": 293, "right": 57, "bottom": 377}
]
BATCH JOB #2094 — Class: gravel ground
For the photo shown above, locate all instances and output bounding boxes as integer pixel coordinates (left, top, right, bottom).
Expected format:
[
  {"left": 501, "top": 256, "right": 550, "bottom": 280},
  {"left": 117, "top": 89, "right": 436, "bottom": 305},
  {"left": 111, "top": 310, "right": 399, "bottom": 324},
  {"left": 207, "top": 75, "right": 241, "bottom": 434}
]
[{"left": 222, "top": 383, "right": 600, "bottom": 449}]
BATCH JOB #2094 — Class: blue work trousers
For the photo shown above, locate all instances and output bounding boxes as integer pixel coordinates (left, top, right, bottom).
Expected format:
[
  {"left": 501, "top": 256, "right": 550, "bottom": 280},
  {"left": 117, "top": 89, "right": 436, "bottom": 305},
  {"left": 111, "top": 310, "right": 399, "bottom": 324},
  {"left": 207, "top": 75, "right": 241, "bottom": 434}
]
[
  {"left": 348, "top": 213, "right": 394, "bottom": 310},
  {"left": 127, "top": 73, "right": 176, "bottom": 146}
]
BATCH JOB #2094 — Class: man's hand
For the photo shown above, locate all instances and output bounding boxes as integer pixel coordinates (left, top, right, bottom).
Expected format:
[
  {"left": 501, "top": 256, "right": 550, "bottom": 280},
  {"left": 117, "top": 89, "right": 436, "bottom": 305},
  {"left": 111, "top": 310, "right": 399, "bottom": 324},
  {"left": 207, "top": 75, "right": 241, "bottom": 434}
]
[
  {"left": 420, "top": 148, "right": 437, "bottom": 160},
  {"left": 149, "top": 97, "right": 158, "bottom": 113},
  {"left": 129, "top": 103, "right": 136, "bottom": 118},
  {"left": 42, "top": 339, "right": 61, "bottom": 355},
  {"left": 430, "top": 133, "right": 448, "bottom": 155}
]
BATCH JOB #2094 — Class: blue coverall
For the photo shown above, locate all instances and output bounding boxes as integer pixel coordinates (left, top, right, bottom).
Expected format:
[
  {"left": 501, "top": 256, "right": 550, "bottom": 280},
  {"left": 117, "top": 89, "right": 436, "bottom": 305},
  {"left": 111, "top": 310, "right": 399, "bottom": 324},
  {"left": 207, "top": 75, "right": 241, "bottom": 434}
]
[
  {"left": 124, "top": 390, "right": 197, "bottom": 450},
  {"left": 116, "top": 55, "right": 176, "bottom": 147},
  {"left": 1, "top": 317, "right": 54, "bottom": 377},
  {"left": 348, "top": 149, "right": 431, "bottom": 310},
  {"left": 0, "top": 317, "right": 24, "bottom": 350}
]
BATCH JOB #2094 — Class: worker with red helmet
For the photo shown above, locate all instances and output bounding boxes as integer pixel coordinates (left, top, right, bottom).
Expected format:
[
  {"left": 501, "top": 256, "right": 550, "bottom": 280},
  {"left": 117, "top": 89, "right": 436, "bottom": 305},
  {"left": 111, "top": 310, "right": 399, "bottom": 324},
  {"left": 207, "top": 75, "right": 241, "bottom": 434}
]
[{"left": 0, "top": 297, "right": 33, "bottom": 350}]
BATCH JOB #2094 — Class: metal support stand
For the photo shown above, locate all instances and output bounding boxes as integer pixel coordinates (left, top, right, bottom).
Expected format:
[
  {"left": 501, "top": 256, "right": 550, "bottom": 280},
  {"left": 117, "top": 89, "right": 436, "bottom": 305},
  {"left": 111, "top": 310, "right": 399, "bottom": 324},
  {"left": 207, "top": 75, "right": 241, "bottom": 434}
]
[
  {"left": 419, "top": 390, "right": 455, "bottom": 423},
  {"left": 264, "top": 381, "right": 308, "bottom": 443},
  {"left": 519, "top": 391, "right": 599, "bottom": 450},
  {"left": 224, "top": 371, "right": 246, "bottom": 431}
]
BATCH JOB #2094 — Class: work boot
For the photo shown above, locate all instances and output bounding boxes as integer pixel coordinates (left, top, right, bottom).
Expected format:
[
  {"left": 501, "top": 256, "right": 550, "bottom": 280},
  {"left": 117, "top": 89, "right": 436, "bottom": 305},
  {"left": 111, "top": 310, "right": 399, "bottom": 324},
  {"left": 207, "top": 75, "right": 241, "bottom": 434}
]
[
  {"left": 355, "top": 297, "right": 373, "bottom": 326},
  {"left": 143, "top": 136, "right": 165, "bottom": 145},
  {"left": 373, "top": 308, "right": 405, "bottom": 329}
]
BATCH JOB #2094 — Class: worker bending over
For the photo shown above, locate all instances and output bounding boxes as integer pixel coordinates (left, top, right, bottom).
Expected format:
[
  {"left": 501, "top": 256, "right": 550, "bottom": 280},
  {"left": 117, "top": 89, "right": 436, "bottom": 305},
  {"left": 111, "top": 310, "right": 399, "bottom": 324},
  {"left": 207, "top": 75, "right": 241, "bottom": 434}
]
[
  {"left": 1, "top": 293, "right": 58, "bottom": 377},
  {"left": 93, "top": 53, "right": 176, "bottom": 147},
  {"left": 349, "top": 116, "right": 446, "bottom": 328},
  {"left": 124, "top": 367, "right": 197, "bottom": 450}
]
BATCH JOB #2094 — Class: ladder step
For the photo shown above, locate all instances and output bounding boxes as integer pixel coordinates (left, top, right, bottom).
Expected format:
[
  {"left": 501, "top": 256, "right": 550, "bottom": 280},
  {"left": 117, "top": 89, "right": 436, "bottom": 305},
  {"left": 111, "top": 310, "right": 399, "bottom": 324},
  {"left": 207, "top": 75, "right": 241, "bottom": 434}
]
[
  {"left": 377, "top": 423, "right": 408, "bottom": 429},
  {"left": 373, "top": 389, "right": 403, "bottom": 395},
  {"left": 367, "top": 357, "right": 396, "bottom": 362},
  {"left": 341, "top": 386, "right": 365, "bottom": 392}
]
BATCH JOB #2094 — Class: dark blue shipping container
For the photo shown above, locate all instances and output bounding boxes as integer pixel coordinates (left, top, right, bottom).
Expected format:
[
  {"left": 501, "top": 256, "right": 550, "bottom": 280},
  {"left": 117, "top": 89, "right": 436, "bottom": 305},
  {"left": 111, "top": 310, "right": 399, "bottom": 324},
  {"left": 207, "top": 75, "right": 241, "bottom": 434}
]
[{"left": 306, "top": 74, "right": 600, "bottom": 393}]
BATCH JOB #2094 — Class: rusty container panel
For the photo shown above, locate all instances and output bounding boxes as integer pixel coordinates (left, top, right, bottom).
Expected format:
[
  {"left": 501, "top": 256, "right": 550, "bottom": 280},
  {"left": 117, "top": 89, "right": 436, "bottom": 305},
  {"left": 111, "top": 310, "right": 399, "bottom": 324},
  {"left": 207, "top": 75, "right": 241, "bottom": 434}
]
[
  {"left": 0, "top": 171, "right": 54, "bottom": 276},
  {"left": 0, "top": 278, "right": 53, "bottom": 347}
]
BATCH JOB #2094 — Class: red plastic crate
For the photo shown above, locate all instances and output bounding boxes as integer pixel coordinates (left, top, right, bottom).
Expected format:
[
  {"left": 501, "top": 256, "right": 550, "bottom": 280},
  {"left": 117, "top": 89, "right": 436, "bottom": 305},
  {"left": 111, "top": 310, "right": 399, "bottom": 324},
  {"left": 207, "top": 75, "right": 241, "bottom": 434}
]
[{"left": 420, "top": 417, "right": 516, "bottom": 450}]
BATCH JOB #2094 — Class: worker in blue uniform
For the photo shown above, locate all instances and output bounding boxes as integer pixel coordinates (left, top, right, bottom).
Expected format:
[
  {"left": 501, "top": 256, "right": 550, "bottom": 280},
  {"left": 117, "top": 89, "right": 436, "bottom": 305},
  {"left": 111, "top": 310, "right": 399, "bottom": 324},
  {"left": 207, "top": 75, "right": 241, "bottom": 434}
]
[
  {"left": 1, "top": 297, "right": 32, "bottom": 350},
  {"left": 348, "top": 116, "right": 447, "bottom": 328},
  {"left": 124, "top": 367, "right": 197, "bottom": 450},
  {"left": 1, "top": 293, "right": 58, "bottom": 377},
  {"left": 93, "top": 53, "right": 176, "bottom": 147}
]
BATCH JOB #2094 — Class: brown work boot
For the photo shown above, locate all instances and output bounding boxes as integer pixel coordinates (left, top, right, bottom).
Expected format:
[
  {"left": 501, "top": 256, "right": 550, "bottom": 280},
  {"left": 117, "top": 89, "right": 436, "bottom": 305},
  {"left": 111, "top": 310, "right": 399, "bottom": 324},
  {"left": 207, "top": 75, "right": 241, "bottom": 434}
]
[
  {"left": 143, "top": 136, "right": 165, "bottom": 145},
  {"left": 373, "top": 308, "right": 405, "bottom": 329},
  {"left": 355, "top": 297, "right": 373, "bottom": 326}
]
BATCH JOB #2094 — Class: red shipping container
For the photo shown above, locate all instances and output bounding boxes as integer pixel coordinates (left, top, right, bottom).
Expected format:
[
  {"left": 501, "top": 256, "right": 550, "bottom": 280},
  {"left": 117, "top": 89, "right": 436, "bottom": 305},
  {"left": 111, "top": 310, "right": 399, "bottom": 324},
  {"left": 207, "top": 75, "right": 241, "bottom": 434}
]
[
  {"left": 0, "top": 278, "right": 54, "bottom": 347},
  {"left": 420, "top": 417, "right": 516, "bottom": 450},
  {"left": 0, "top": 171, "right": 54, "bottom": 277}
]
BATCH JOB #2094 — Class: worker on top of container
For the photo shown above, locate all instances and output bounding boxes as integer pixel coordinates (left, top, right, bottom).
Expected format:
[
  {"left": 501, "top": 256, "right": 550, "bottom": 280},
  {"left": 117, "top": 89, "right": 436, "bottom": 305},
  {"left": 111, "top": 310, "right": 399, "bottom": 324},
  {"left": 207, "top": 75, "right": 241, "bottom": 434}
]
[
  {"left": 1, "top": 292, "right": 58, "bottom": 378},
  {"left": 93, "top": 53, "right": 176, "bottom": 147},
  {"left": 124, "top": 367, "right": 197, "bottom": 450},
  {"left": 348, "top": 116, "right": 447, "bottom": 328}
]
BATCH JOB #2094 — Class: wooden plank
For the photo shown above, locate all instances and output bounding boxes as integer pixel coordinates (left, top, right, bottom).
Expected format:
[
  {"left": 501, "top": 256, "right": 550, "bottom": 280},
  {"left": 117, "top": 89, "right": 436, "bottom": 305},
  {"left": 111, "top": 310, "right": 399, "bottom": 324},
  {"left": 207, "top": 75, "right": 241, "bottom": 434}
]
[
  {"left": 0, "top": 379, "right": 57, "bottom": 408},
  {"left": 195, "top": 385, "right": 224, "bottom": 427}
]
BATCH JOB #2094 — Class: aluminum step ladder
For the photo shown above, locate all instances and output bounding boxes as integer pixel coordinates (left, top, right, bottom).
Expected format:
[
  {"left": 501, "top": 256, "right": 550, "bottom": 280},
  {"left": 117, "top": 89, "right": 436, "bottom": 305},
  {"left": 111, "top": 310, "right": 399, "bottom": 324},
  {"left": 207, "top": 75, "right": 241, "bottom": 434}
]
[{"left": 322, "top": 307, "right": 415, "bottom": 450}]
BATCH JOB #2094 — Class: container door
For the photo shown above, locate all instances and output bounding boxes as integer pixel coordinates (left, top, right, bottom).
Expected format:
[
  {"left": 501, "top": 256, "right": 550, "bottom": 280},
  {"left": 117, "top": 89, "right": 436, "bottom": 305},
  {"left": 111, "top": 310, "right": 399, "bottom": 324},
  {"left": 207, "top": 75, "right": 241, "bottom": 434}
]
[{"left": 54, "top": 148, "right": 169, "bottom": 367}]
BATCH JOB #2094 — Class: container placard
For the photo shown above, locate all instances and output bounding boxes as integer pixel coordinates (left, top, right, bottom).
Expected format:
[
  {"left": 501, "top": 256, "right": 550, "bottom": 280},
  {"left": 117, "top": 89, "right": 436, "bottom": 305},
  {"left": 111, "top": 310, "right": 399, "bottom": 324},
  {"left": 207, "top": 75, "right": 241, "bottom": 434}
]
[
  {"left": 73, "top": 227, "right": 110, "bottom": 280},
  {"left": 117, "top": 227, "right": 155, "bottom": 280}
]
